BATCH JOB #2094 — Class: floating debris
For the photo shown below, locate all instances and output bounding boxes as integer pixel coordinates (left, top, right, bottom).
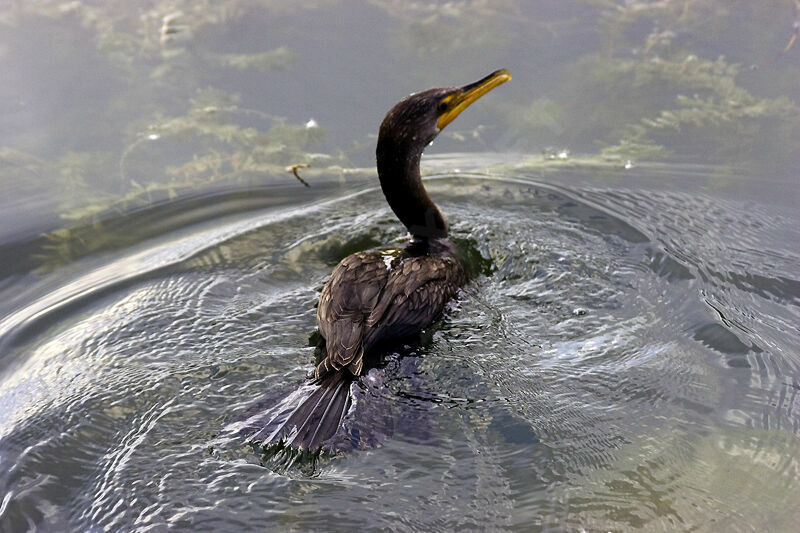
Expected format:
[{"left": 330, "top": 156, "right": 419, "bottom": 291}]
[
  {"left": 305, "top": 119, "right": 319, "bottom": 129},
  {"left": 287, "top": 163, "right": 311, "bottom": 187}
]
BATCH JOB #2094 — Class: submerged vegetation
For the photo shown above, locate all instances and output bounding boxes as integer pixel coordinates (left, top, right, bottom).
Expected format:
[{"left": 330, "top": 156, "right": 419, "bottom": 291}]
[
  {"left": 0, "top": 0, "right": 797, "bottom": 269},
  {"left": 505, "top": 1, "right": 799, "bottom": 163}
]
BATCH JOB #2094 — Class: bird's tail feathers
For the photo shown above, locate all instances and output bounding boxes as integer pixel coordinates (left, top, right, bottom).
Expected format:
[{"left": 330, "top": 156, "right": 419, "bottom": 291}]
[{"left": 246, "top": 371, "right": 353, "bottom": 451}]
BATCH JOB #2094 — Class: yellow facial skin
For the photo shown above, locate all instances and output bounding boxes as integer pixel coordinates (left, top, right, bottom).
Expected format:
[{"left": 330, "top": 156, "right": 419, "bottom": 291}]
[{"left": 436, "top": 69, "right": 512, "bottom": 131}]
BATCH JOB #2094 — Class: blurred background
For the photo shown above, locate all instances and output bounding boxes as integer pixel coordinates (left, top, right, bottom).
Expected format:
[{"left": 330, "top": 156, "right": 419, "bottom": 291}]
[{"left": 1, "top": 0, "right": 798, "bottom": 273}]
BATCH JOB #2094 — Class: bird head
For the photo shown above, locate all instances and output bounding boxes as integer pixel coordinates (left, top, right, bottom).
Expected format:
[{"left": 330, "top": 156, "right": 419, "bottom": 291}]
[{"left": 378, "top": 69, "right": 511, "bottom": 155}]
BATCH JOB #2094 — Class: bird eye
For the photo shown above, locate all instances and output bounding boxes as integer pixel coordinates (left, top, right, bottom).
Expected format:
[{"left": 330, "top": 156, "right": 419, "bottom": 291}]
[{"left": 438, "top": 101, "right": 449, "bottom": 113}]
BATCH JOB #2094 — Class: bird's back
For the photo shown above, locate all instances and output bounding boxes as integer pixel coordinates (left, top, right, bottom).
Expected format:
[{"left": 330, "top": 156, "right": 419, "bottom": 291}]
[{"left": 316, "top": 239, "right": 467, "bottom": 377}]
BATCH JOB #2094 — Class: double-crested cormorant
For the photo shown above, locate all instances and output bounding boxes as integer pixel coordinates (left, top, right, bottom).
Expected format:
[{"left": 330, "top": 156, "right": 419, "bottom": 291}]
[{"left": 251, "top": 69, "right": 511, "bottom": 451}]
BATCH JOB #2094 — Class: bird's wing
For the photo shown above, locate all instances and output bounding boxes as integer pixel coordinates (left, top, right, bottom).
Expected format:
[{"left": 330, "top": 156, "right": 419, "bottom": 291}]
[
  {"left": 365, "top": 254, "right": 463, "bottom": 343},
  {"left": 316, "top": 251, "right": 389, "bottom": 376}
]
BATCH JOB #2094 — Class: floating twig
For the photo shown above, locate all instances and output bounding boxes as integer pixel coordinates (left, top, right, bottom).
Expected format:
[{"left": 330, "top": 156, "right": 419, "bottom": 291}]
[{"left": 287, "top": 163, "right": 310, "bottom": 187}]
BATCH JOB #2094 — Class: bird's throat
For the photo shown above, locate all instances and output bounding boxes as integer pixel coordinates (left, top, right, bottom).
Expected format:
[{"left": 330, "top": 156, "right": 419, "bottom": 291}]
[{"left": 376, "top": 145, "right": 448, "bottom": 239}]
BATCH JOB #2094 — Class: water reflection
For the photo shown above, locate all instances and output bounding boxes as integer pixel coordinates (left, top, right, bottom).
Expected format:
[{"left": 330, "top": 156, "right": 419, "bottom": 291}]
[
  {"left": 1, "top": 0, "right": 799, "bottom": 530},
  {"left": 1, "top": 164, "right": 798, "bottom": 529}
]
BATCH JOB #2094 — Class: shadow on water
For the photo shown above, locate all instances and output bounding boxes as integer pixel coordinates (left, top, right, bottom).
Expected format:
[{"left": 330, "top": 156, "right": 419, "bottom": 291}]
[
  {"left": 0, "top": 182, "right": 345, "bottom": 280},
  {"left": 0, "top": 181, "right": 358, "bottom": 356}
]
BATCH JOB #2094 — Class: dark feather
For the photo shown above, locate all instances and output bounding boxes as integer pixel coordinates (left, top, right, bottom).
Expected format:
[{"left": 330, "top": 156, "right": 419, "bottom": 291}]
[
  {"left": 316, "top": 240, "right": 466, "bottom": 379},
  {"left": 247, "top": 371, "right": 353, "bottom": 451},
  {"left": 243, "top": 71, "right": 508, "bottom": 452}
]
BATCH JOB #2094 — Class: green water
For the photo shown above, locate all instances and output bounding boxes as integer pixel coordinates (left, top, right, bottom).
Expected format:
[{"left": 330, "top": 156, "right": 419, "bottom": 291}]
[{"left": 1, "top": 2, "right": 799, "bottom": 531}]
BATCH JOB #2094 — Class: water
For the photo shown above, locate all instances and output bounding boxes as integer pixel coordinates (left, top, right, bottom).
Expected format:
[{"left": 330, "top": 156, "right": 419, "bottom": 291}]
[{"left": 2, "top": 2, "right": 800, "bottom": 531}]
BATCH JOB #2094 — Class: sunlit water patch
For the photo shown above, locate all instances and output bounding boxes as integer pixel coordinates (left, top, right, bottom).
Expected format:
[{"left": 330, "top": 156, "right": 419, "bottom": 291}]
[{"left": 1, "top": 165, "right": 799, "bottom": 530}]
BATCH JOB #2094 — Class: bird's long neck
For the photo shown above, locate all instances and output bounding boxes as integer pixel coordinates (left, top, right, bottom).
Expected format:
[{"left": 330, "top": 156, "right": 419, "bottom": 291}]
[{"left": 376, "top": 136, "right": 448, "bottom": 239}]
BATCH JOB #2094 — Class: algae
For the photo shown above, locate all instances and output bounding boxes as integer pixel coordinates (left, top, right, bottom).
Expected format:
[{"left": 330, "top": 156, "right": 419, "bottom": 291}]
[{"left": 1, "top": 0, "right": 797, "bottom": 270}]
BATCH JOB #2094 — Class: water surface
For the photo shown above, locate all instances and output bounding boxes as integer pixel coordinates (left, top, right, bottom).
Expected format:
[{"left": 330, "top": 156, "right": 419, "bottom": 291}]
[{"left": 1, "top": 1, "right": 799, "bottom": 531}]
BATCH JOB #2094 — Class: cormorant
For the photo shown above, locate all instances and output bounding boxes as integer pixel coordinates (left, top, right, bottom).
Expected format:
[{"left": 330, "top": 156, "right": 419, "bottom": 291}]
[{"left": 250, "top": 69, "right": 511, "bottom": 451}]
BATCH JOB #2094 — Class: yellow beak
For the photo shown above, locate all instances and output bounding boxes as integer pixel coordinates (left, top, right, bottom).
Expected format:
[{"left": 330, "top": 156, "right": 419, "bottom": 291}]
[{"left": 437, "top": 69, "right": 511, "bottom": 130}]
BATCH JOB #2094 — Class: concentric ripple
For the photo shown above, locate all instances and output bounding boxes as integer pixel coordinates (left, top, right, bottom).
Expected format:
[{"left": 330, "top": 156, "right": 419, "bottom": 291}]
[{"left": 1, "top": 162, "right": 798, "bottom": 531}]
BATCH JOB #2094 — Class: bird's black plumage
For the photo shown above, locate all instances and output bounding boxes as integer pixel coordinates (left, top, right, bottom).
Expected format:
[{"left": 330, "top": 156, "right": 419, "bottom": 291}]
[{"left": 249, "top": 70, "right": 510, "bottom": 451}]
